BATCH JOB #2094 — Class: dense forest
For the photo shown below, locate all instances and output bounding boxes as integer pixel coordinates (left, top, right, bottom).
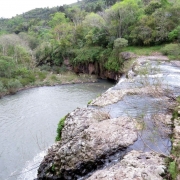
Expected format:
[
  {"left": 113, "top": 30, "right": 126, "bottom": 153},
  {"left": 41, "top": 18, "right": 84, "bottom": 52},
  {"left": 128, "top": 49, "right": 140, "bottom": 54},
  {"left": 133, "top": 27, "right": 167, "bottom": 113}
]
[{"left": 0, "top": 0, "right": 179, "bottom": 96}]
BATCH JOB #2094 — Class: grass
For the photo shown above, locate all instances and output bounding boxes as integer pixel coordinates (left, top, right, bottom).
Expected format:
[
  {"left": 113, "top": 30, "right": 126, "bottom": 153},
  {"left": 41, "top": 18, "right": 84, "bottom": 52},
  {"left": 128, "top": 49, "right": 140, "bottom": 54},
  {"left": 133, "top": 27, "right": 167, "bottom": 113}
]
[
  {"left": 55, "top": 115, "right": 67, "bottom": 141},
  {"left": 123, "top": 45, "right": 164, "bottom": 56}
]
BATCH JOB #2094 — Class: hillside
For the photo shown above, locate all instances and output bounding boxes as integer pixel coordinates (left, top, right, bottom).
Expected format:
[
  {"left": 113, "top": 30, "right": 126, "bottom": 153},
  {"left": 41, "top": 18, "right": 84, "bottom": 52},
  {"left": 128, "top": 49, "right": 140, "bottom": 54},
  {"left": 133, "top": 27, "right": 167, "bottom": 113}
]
[{"left": 0, "top": 0, "right": 179, "bottom": 96}]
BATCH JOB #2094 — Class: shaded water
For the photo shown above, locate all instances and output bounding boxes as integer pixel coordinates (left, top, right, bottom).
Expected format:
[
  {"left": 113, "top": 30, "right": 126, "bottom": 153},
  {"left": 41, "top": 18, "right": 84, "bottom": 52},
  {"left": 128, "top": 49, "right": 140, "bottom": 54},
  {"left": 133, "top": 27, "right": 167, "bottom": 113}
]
[{"left": 0, "top": 81, "right": 113, "bottom": 180}]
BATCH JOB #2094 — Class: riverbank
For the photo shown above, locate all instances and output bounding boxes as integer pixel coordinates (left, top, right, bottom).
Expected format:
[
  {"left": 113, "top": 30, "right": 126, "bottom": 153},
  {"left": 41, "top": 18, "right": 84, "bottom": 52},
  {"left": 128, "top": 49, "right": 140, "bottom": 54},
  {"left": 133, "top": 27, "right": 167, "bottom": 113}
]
[
  {"left": 37, "top": 55, "right": 180, "bottom": 179},
  {"left": 0, "top": 72, "right": 98, "bottom": 98}
]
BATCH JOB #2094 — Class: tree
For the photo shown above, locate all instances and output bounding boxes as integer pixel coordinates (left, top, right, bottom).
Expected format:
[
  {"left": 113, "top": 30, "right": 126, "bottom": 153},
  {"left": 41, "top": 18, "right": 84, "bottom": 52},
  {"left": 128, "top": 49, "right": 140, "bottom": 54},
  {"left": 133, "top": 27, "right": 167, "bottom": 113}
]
[
  {"left": 83, "top": 12, "right": 105, "bottom": 28},
  {"left": 104, "top": 0, "right": 143, "bottom": 38},
  {"left": 144, "top": 1, "right": 162, "bottom": 15},
  {"left": 49, "top": 12, "right": 69, "bottom": 28}
]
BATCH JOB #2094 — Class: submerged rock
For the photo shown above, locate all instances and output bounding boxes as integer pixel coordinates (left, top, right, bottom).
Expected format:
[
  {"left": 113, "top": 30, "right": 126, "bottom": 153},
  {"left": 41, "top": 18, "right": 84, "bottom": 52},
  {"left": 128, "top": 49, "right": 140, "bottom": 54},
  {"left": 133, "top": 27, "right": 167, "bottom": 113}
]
[
  {"left": 87, "top": 150, "right": 166, "bottom": 180},
  {"left": 37, "top": 108, "right": 137, "bottom": 179}
]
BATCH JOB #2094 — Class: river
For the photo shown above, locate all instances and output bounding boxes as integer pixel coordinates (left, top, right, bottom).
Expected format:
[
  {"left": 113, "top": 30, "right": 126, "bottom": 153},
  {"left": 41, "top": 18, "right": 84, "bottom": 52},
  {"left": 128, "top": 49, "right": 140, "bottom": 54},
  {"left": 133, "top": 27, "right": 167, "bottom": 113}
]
[{"left": 0, "top": 81, "right": 113, "bottom": 180}]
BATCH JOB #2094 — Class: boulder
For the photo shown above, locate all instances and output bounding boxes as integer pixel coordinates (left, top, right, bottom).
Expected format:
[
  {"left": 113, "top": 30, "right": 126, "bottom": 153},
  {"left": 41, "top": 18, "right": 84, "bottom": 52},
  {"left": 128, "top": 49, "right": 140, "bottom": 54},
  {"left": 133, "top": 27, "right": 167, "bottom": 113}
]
[{"left": 120, "top": 52, "right": 136, "bottom": 60}]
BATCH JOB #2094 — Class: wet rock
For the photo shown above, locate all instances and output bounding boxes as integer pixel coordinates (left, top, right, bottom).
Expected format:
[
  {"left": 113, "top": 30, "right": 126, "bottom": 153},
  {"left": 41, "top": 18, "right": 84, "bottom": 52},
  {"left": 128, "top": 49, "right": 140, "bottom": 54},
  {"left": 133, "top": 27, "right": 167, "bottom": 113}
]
[
  {"left": 171, "top": 61, "right": 180, "bottom": 67},
  {"left": 87, "top": 150, "right": 166, "bottom": 180},
  {"left": 90, "top": 86, "right": 164, "bottom": 106},
  {"left": 120, "top": 52, "right": 136, "bottom": 60},
  {"left": 127, "top": 70, "right": 136, "bottom": 79},
  {"left": 37, "top": 108, "right": 137, "bottom": 179}
]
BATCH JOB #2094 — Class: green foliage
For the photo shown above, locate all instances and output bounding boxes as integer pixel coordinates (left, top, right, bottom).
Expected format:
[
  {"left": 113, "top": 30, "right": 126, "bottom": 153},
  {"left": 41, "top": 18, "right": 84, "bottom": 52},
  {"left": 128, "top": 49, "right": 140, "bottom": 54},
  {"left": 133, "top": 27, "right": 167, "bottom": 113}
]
[
  {"left": 168, "top": 26, "right": 180, "bottom": 42},
  {"left": 0, "top": 0, "right": 179, "bottom": 92},
  {"left": 144, "top": 1, "right": 162, "bottom": 15},
  {"left": 161, "top": 43, "right": 180, "bottom": 59},
  {"left": 12, "top": 67, "right": 36, "bottom": 86},
  {"left": 49, "top": 12, "right": 69, "bottom": 28},
  {"left": 88, "top": 100, "right": 92, "bottom": 105},
  {"left": 0, "top": 81, "right": 6, "bottom": 95},
  {"left": 37, "top": 71, "right": 47, "bottom": 81},
  {"left": 7, "top": 79, "right": 22, "bottom": 94},
  {"left": 123, "top": 45, "right": 163, "bottom": 55},
  {"left": 104, "top": 50, "right": 124, "bottom": 72},
  {"left": 72, "top": 47, "right": 103, "bottom": 64},
  {"left": 56, "top": 115, "right": 67, "bottom": 141},
  {"left": 39, "top": 65, "right": 51, "bottom": 71},
  {"left": 0, "top": 56, "right": 16, "bottom": 78},
  {"left": 114, "top": 38, "right": 128, "bottom": 49},
  {"left": 168, "top": 161, "right": 177, "bottom": 180}
]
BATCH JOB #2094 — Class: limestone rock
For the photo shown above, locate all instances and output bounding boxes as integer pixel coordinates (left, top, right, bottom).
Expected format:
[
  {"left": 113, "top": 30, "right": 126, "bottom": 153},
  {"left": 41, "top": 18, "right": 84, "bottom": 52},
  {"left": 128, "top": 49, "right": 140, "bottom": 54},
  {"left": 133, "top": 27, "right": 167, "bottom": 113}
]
[
  {"left": 120, "top": 52, "right": 136, "bottom": 60},
  {"left": 37, "top": 108, "right": 137, "bottom": 179},
  {"left": 90, "top": 86, "right": 164, "bottom": 107},
  {"left": 87, "top": 150, "right": 166, "bottom": 180}
]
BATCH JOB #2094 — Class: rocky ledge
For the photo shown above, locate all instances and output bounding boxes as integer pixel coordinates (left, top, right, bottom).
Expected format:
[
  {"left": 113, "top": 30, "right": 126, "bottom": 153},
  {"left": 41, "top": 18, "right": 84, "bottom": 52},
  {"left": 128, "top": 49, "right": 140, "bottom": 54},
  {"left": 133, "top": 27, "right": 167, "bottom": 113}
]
[
  {"left": 87, "top": 150, "right": 166, "bottom": 180},
  {"left": 37, "top": 108, "right": 137, "bottom": 179},
  {"left": 37, "top": 55, "right": 179, "bottom": 180}
]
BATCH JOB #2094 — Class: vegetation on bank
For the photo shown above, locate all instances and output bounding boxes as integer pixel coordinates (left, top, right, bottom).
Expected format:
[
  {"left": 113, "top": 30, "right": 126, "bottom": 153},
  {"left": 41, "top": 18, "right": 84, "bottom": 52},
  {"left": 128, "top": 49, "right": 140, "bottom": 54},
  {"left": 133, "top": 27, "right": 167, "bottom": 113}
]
[
  {"left": 0, "top": 0, "right": 179, "bottom": 97},
  {"left": 167, "top": 96, "right": 180, "bottom": 180},
  {"left": 56, "top": 115, "right": 68, "bottom": 141}
]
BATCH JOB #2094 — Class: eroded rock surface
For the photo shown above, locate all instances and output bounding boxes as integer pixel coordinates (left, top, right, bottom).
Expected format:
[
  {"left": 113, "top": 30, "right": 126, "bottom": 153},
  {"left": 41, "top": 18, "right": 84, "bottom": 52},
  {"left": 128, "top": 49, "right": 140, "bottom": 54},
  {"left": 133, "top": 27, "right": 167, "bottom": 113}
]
[
  {"left": 87, "top": 150, "right": 166, "bottom": 180},
  {"left": 37, "top": 56, "right": 178, "bottom": 180},
  {"left": 90, "top": 86, "right": 164, "bottom": 106},
  {"left": 37, "top": 108, "right": 137, "bottom": 179}
]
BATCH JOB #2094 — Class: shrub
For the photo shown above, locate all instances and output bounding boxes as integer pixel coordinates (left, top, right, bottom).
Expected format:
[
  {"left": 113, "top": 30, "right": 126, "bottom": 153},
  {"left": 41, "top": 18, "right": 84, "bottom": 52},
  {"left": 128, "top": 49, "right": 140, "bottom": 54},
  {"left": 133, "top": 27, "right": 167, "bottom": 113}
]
[
  {"left": 114, "top": 38, "right": 128, "bottom": 49},
  {"left": 50, "top": 75, "right": 57, "bottom": 81},
  {"left": 104, "top": 50, "right": 124, "bottom": 72},
  {"left": 168, "top": 26, "right": 180, "bottom": 42},
  {"left": 39, "top": 65, "right": 51, "bottom": 71},
  {"left": 7, "top": 79, "right": 22, "bottom": 94},
  {"left": 37, "top": 71, "right": 47, "bottom": 81},
  {"left": 13, "top": 67, "right": 29, "bottom": 77},
  {"left": 52, "top": 65, "right": 67, "bottom": 74},
  {"left": 0, "top": 57, "right": 15, "bottom": 78},
  {"left": 55, "top": 115, "right": 68, "bottom": 141},
  {"left": 0, "top": 81, "right": 6, "bottom": 97},
  {"left": 168, "top": 161, "right": 177, "bottom": 180},
  {"left": 161, "top": 44, "right": 180, "bottom": 57}
]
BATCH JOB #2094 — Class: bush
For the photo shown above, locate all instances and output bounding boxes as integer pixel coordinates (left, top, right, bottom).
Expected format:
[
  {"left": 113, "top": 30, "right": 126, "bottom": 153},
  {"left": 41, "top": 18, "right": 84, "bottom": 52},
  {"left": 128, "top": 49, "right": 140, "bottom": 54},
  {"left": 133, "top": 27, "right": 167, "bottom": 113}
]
[
  {"left": 37, "top": 71, "right": 47, "bottom": 81},
  {"left": 161, "top": 44, "right": 180, "bottom": 58},
  {"left": 0, "top": 81, "right": 6, "bottom": 97},
  {"left": 39, "top": 65, "right": 51, "bottom": 71},
  {"left": 72, "top": 47, "right": 103, "bottom": 65},
  {"left": 55, "top": 115, "right": 67, "bottom": 141},
  {"left": 7, "top": 79, "right": 22, "bottom": 94},
  {"left": 114, "top": 38, "right": 128, "bottom": 49},
  {"left": 168, "top": 161, "right": 177, "bottom": 180},
  {"left": 104, "top": 50, "right": 124, "bottom": 72},
  {"left": 0, "top": 57, "right": 15, "bottom": 78},
  {"left": 168, "top": 26, "right": 180, "bottom": 42},
  {"left": 13, "top": 67, "right": 29, "bottom": 77}
]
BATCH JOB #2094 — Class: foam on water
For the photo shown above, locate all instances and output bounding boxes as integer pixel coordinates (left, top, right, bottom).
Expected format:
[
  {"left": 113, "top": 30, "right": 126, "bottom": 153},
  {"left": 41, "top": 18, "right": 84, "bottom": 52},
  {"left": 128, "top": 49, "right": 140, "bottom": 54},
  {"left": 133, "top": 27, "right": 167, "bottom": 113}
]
[{"left": 17, "top": 150, "right": 47, "bottom": 180}]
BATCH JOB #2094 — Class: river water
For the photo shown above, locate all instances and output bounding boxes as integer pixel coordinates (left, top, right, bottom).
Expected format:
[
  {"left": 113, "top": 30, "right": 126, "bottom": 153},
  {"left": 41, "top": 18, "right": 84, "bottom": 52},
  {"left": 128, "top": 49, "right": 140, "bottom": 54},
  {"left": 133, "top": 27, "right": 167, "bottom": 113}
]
[{"left": 0, "top": 81, "right": 113, "bottom": 180}]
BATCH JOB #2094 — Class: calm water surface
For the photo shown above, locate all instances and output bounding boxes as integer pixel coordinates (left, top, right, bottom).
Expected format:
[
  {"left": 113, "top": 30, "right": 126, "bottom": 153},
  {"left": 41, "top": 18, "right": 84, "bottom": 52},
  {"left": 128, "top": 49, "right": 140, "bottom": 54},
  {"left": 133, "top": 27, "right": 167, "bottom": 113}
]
[{"left": 0, "top": 81, "right": 113, "bottom": 180}]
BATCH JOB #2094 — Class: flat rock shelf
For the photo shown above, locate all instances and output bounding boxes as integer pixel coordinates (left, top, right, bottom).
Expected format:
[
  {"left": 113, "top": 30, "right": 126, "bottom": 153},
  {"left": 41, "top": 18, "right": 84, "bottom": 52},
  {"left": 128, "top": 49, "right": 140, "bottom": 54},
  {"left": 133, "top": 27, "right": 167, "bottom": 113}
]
[{"left": 37, "top": 56, "right": 180, "bottom": 180}]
